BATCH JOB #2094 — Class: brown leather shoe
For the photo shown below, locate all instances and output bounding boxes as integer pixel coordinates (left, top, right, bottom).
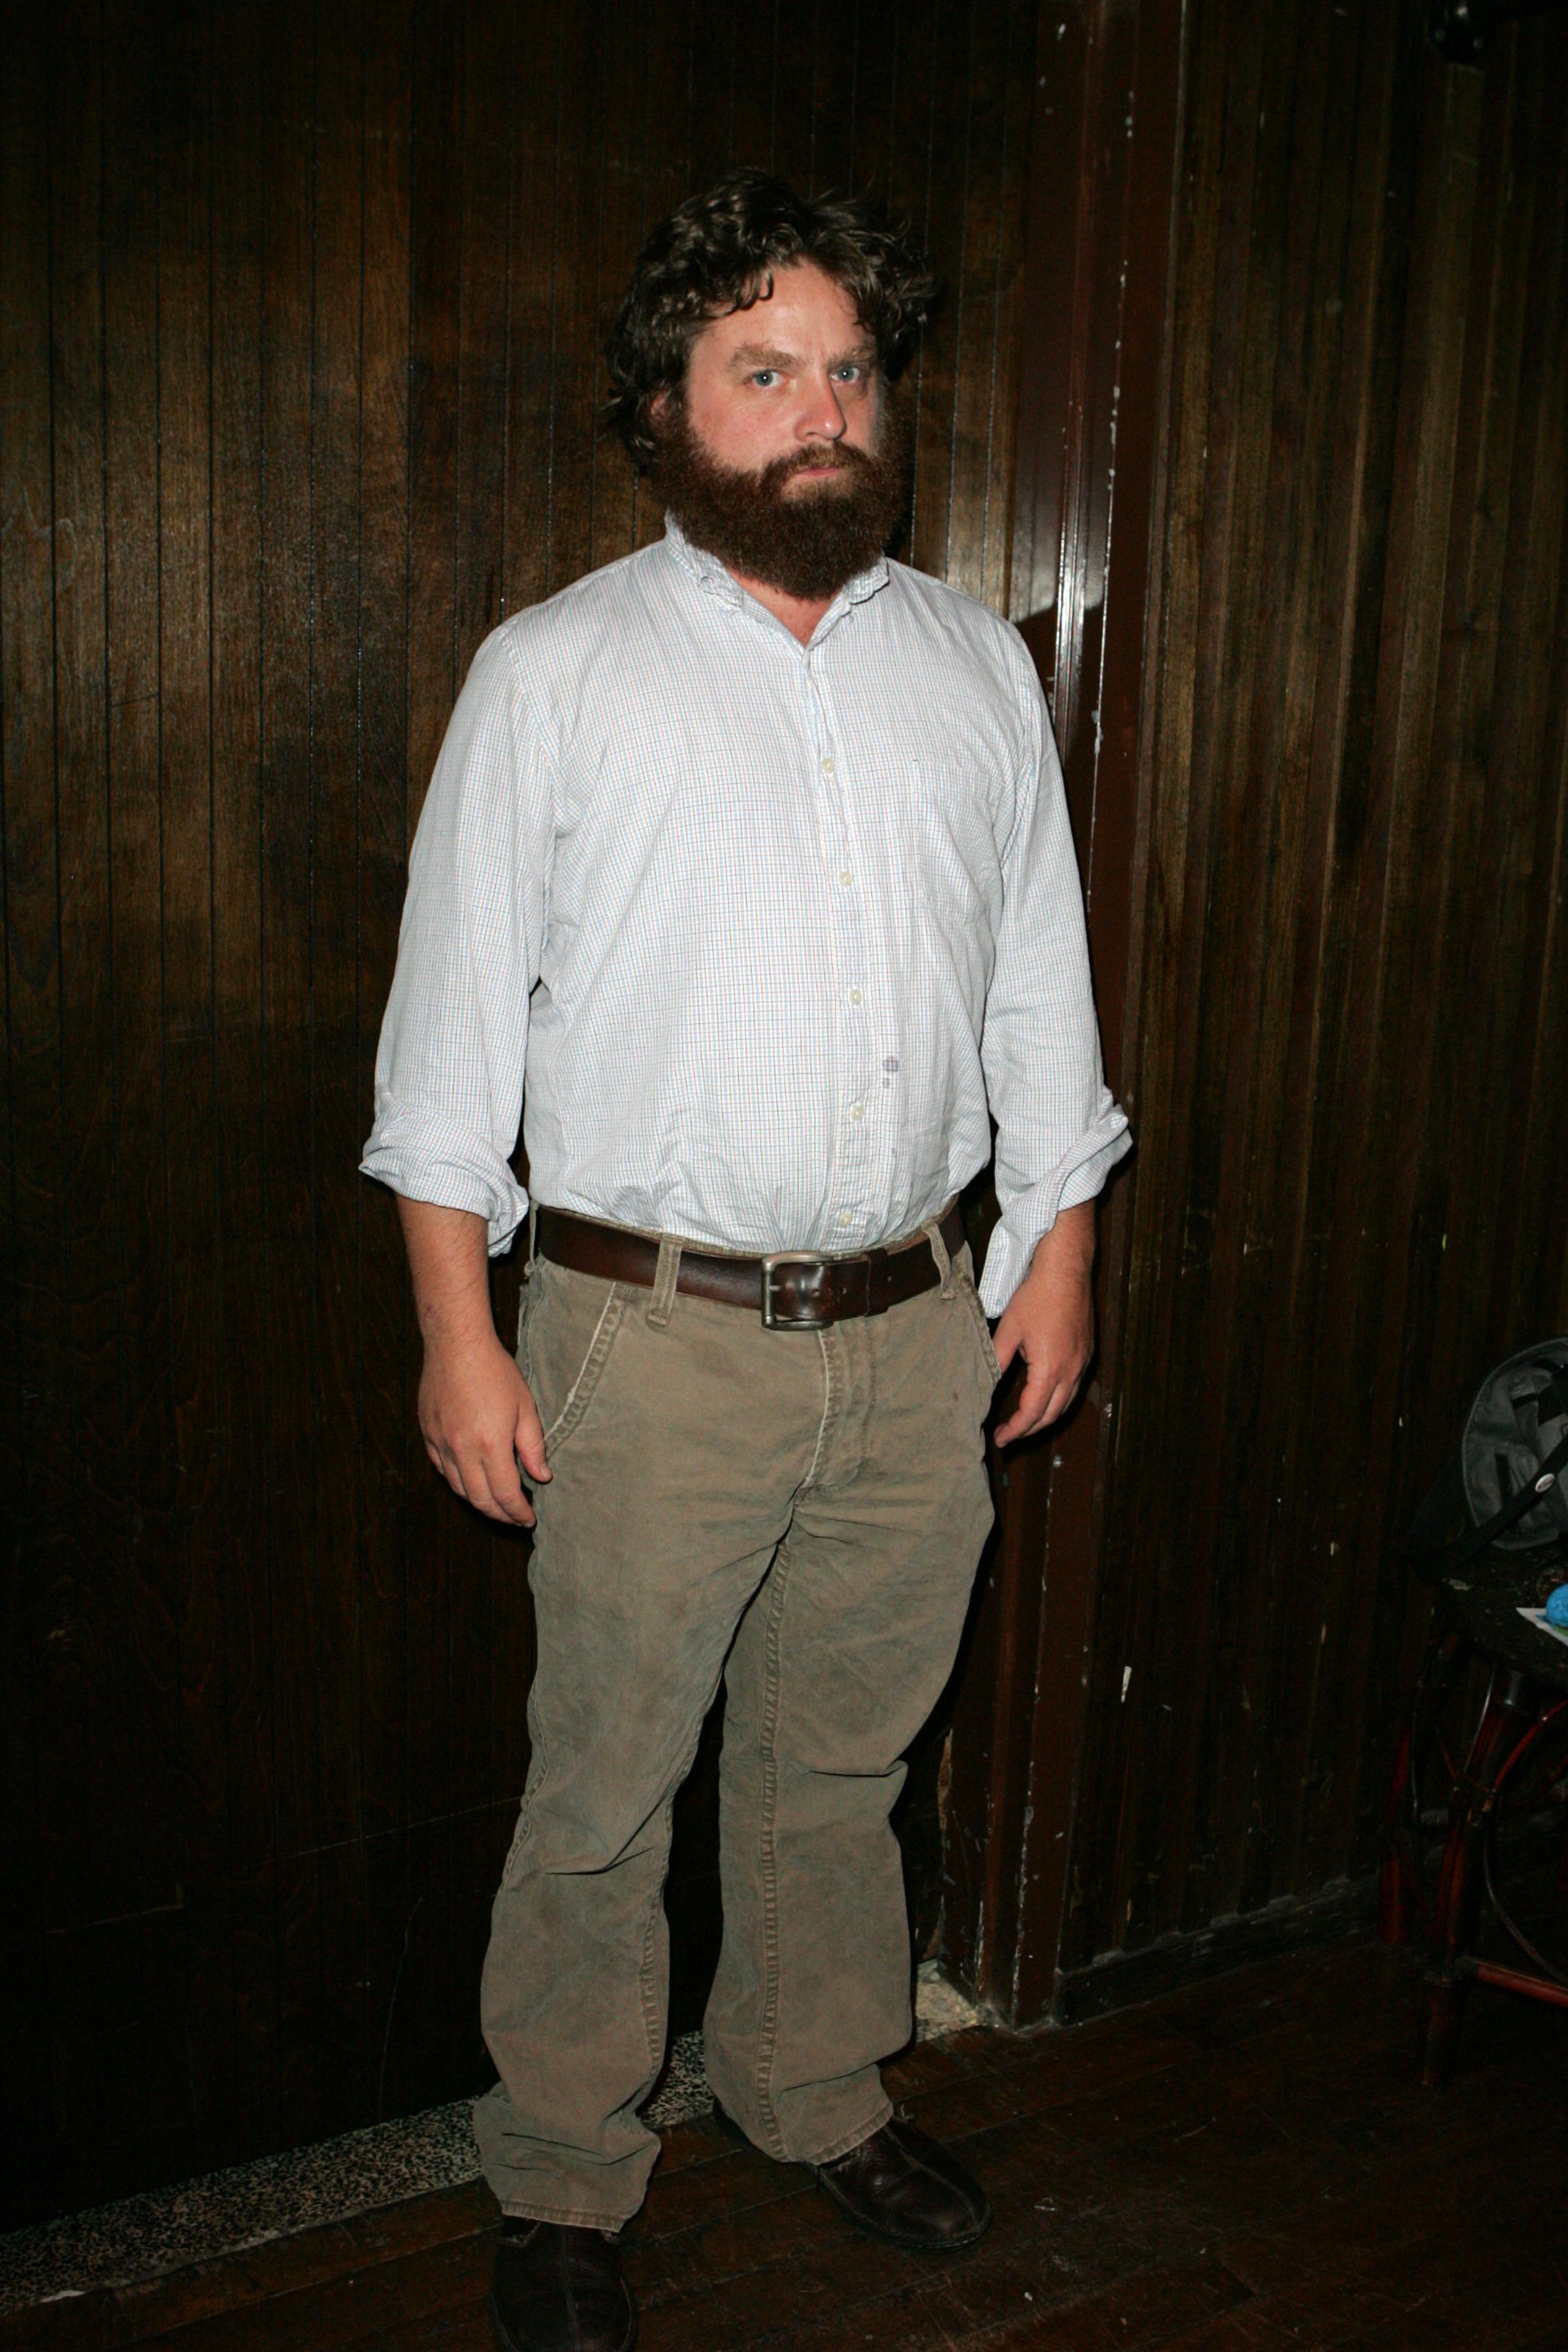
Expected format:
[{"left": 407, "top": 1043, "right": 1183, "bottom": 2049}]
[
  {"left": 812, "top": 2115, "right": 992, "bottom": 2253},
  {"left": 489, "top": 2219, "right": 638, "bottom": 2352}
]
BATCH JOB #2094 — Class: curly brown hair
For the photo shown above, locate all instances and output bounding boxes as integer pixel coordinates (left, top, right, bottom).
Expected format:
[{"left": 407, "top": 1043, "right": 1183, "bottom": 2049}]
[{"left": 604, "top": 169, "right": 939, "bottom": 472}]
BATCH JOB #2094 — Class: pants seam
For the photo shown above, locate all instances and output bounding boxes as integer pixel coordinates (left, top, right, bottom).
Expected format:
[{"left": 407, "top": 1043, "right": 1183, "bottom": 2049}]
[
  {"left": 636, "top": 1702, "right": 714, "bottom": 2068},
  {"left": 501, "top": 1705, "right": 551, "bottom": 1886},
  {"left": 800, "top": 1328, "right": 840, "bottom": 1492},
  {"left": 518, "top": 1262, "right": 538, "bottom": 1381},
  {"left": 635, "top": 1885, "right": 663, "bottom": 2072},
  {"left": 541, "top": 1284, "right": 625, "bottom": 1452},
  {"left": 861, "top": 1319, "right": 877, "bottom": 1477},
  {"left": 752, "top": 1542, "right": 796, "bottom": 2159}
]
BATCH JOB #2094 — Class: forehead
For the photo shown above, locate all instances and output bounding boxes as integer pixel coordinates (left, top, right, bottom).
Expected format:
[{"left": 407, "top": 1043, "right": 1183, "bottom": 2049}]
[{"left": 694, "top": 261, "right": 868, "bottom": 363}]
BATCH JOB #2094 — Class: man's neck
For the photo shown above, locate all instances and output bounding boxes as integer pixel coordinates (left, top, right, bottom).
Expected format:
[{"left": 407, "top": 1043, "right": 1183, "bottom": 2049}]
[{"left": 725, "top": 566, "right": 835, "bottom": 646}]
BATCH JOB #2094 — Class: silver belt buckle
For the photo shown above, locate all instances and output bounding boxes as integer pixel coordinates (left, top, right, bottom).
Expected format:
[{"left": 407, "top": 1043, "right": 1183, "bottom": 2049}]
[{"left": 760, "top": 1252, "right": 831, "bottom": 1330}]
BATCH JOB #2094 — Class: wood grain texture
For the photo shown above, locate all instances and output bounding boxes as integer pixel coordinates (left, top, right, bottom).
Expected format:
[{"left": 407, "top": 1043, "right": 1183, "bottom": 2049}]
[
  {"left": 4, "top": 1940, "right": 1567, "bottom": 2349},
  {"left": 998, "top": 0, "right": 1568, "bottom": 2005},
  {"left": 0, "top": 0, "right": 1034, "bottom": 2216},
  {"left": 944, "top": 0, "right": 1186, "bottom": 2025}
]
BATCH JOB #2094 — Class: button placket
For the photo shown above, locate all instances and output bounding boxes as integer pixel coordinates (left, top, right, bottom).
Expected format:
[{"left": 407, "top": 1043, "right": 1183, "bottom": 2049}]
[{"left": 804, "top": 662, "right": 877, "bottom": 1241}]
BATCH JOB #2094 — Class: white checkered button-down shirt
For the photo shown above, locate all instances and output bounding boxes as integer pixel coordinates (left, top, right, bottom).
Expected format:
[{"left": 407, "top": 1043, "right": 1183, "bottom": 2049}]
[{"left": 363, "top": 519, "right": 1130, "bottom": 1315}]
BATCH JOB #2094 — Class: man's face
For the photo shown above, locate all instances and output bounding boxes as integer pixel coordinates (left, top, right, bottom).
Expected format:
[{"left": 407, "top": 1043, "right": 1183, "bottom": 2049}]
[
  {"left": 681, "top": 260, "right": 881, "bottom": 479},
  {"left": 647, "top": 259, "right": 913, "bottom": 604}
]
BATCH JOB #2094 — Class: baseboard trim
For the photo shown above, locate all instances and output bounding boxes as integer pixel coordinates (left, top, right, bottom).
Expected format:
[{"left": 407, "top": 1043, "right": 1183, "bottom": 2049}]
[{"left": 1051, "top": 1872, "right": 1379, "bottom": 2024}]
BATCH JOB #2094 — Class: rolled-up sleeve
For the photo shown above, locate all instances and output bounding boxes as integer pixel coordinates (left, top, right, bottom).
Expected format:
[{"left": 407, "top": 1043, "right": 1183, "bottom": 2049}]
[
  {"left": 361, "top": 628, "right": 553, "bottom": 1254},
  {"left": 977, "top": 653, "right": 1132, "bottom": 1313}
]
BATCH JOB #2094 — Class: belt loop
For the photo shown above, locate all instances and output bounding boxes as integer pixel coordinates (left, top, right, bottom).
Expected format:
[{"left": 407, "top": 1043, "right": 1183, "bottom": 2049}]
[
  {"left": 924, "top": 1216, "right": 956, "bottom": 1300},
  {"left": 523, "top": 1201, "right": 538, "bottom": 1281},
  {"left": 647, "top": 1235, "right": 681, "bottom": 1330}
]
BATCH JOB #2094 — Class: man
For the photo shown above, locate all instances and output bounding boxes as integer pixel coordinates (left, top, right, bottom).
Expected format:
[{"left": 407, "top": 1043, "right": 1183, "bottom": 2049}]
[{"left": 363, "top": 171, "right": 1130, "bottom": 2352}]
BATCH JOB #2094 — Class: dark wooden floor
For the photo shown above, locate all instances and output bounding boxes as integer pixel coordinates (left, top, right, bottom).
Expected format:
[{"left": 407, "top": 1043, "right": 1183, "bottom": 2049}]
[{"left": 7, "top": 1937, "right": 1567, "bottom": 2351}]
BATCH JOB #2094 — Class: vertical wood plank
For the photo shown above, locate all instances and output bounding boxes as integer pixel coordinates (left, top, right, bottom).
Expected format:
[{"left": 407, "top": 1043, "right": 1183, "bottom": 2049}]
[
  {"left": 207, "top": 0, "right": 280, "bottom": 2164},
  {"left": 1, "top": 0, "right": 72, "bottom": 2222},
  {"left": 308, "top": 0, "right": 373, "bottom": 2134},
  {"left": 49, "top": 0, "right": 125, "bottom": 1966},
  {"left": 94, "top": 0, "right": 182, "bottom": 2198},
  {"left": 357, "top": 0, "right": 419, "bottom": 2124},
  {"left": 447, "top": 0, "right": 522, "bottom": 2091},
  {"left": 258, "top": 0, "right": 335, "bottom": 2146},
  {"left": 155, "top": 0, "right": 225, "bottom": 2174},
  {"left": 401, "top": 0, "right": 466, "bottom": 2104},
  {"left": 500, "top": 0, "right": 566, "bottom": 619}
]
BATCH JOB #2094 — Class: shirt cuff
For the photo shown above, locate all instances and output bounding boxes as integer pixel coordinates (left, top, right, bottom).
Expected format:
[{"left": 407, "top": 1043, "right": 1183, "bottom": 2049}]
[
  {"left": 360, "top": 1102, "right": 529, "bottom": 1256},
  {"left": 977, "top": 1109, "right": 1132, "bottom": 1315}
]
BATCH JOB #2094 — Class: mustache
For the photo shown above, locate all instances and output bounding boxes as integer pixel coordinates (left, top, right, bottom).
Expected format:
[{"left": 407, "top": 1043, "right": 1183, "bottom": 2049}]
[{"left": 768, "top": 443, "right": 868, "bottom": 482}]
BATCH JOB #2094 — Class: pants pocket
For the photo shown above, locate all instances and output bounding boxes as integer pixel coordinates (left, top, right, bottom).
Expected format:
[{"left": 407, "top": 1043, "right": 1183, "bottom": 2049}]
[
  {"left": 957, "top": 1266, "right": 1003, "bottom": 1387},
  {"left": 516, "top": 1269, "right": 538, "bottom": 1381},
  {"left": 537, "top": 1275, "right": 629, "bottom": 1456}
]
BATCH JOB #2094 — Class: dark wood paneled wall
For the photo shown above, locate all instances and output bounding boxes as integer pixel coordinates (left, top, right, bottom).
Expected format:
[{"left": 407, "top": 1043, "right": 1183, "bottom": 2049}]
[
  {"left": 1084, "top": 0, "right": 1568, "bottom": 1975},
  {"left": 945, "top": 0, "right": 1568, "bottom": 2022},
  {"left": 943, "top": 0, "right": 1184, "bottom": 2025},
  {"left": 11, "top": 0, "right": 1563, "bottom": 2218},
  {"left": 0, "top": 0, "right": 1036, "bottom": 2220}
]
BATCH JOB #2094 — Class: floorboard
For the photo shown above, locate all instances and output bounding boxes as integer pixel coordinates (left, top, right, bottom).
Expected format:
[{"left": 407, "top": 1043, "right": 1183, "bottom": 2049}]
[{"left": 3, "top": 1940, "right": 1565, "bottom": 2350}]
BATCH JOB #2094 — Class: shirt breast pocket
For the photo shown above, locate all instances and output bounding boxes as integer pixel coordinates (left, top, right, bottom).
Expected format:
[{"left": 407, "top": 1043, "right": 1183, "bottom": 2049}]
[{"left": 903, "top": 761, "right": 1005, "bottom": 942}]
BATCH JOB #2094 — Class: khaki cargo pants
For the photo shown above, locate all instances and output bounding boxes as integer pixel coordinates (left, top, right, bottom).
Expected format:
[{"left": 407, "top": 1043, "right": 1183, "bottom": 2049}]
[{"left": 473, "top": 1221, "right": 999, "bottom": 2227}]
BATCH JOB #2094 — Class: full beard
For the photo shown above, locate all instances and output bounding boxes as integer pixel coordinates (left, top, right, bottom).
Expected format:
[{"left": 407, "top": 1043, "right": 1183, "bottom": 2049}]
[{"left": 647, "top": 391, "right": 914, "bottom": 602}]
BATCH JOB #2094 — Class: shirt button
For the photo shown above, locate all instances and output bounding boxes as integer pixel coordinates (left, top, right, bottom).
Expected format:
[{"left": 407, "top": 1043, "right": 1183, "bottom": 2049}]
[
  {"left": 821, "top": 757, "right": 836, "bottom": 775},
  {"left": 849, "top": 988, "right": 863, "bottom": 1005},
  {"left": 850, "top": 1104, "right": 864, "bottom": 1121},
  {"left": 839, "top": 870, "right": 853, "bottom": 887},
  {"left": 837, "top": 1211, "right": 853, "bottom": 1228}
]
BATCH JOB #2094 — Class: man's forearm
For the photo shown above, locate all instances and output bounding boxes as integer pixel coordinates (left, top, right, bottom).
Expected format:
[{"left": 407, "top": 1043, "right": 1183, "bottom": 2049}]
[
  {"left": 1027, "top": 1198, "right": 1096, "bottom": 1286},
  {"left": 396, "top": 1195, "right": 546, "bottom": 1525},
  {"left": 397, "top": 1196, "right": 498, "bottom": 1355},
  {"left": 990, "top": 1199, "right": 1097, "bottom": 1444}
]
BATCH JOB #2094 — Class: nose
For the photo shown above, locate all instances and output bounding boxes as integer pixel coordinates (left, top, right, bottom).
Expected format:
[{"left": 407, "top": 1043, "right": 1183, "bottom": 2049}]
[{"left": 797, "top": 368, "right": 849, "bottom": 443}]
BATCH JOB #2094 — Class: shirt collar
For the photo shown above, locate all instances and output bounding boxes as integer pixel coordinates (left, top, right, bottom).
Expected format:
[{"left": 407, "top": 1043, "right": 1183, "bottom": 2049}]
[{"left": 661, "top": 514, "right": 889, "bottom": 636}]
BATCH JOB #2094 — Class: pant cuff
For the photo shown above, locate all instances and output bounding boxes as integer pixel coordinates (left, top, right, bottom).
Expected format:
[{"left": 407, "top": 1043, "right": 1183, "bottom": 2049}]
[
  {"left": 499, "top": 2197, "right": 638, "bottom": 2234},
  {"left": 798, "top": 2094, "right": 894, "bottom": 2169}
]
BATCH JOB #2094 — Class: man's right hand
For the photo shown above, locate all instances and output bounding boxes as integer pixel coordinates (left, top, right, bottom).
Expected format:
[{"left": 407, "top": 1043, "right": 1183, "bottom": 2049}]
[
  {"left": 417, "top": 1328, "right": 549, "bottom": 1527},
  {"left": 397, "top": 1194, "right": 551, "bottom": 1528}
]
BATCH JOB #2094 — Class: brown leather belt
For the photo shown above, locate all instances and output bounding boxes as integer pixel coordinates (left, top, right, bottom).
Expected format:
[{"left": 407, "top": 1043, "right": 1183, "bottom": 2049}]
[{"left": 533, "top": 1203, "right": 968, "bottom": 1330}]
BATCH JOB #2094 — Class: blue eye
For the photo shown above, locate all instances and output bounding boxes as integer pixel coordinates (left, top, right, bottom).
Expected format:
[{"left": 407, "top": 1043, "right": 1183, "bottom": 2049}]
[{"left": 751, "top": 370, "right": 778, "bottom": 387}]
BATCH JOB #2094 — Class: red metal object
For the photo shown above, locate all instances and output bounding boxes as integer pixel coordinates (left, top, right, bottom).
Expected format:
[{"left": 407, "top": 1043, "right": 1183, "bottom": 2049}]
[
  {"left": 1380, "top": 1627, "right": 1467, "bottom": 1957},
  {"left": 1379, "top": 1724, "right": 1416, "bottom": 1947},
  {"left": 1401, "top": 1658, "right": 1568, "bottom": 2086},
  {"left": 1418, "top": 1681, "right": 1528, "bottom": 2087},
  {"left": 1464, "top": 1958, "right": 1568, "bottom": 2011}
]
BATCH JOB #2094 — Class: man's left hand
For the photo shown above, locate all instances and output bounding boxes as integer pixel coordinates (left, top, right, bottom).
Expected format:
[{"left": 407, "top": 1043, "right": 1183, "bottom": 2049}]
[{"left": 990, "top": 1201, "right": 1096, "bottom": 1445}]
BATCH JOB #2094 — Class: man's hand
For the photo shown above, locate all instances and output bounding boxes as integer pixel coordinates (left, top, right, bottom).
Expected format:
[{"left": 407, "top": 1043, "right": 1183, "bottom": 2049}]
[
  {"left": 417, "top": 1326, "right": 549, "bottom": 1527},
  {"left": 990, "top": 1201, "right": 1096, "bottom": 1446},
  {"left": 399, "top": 1196, "right": 551, "bottom": 1527}
]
